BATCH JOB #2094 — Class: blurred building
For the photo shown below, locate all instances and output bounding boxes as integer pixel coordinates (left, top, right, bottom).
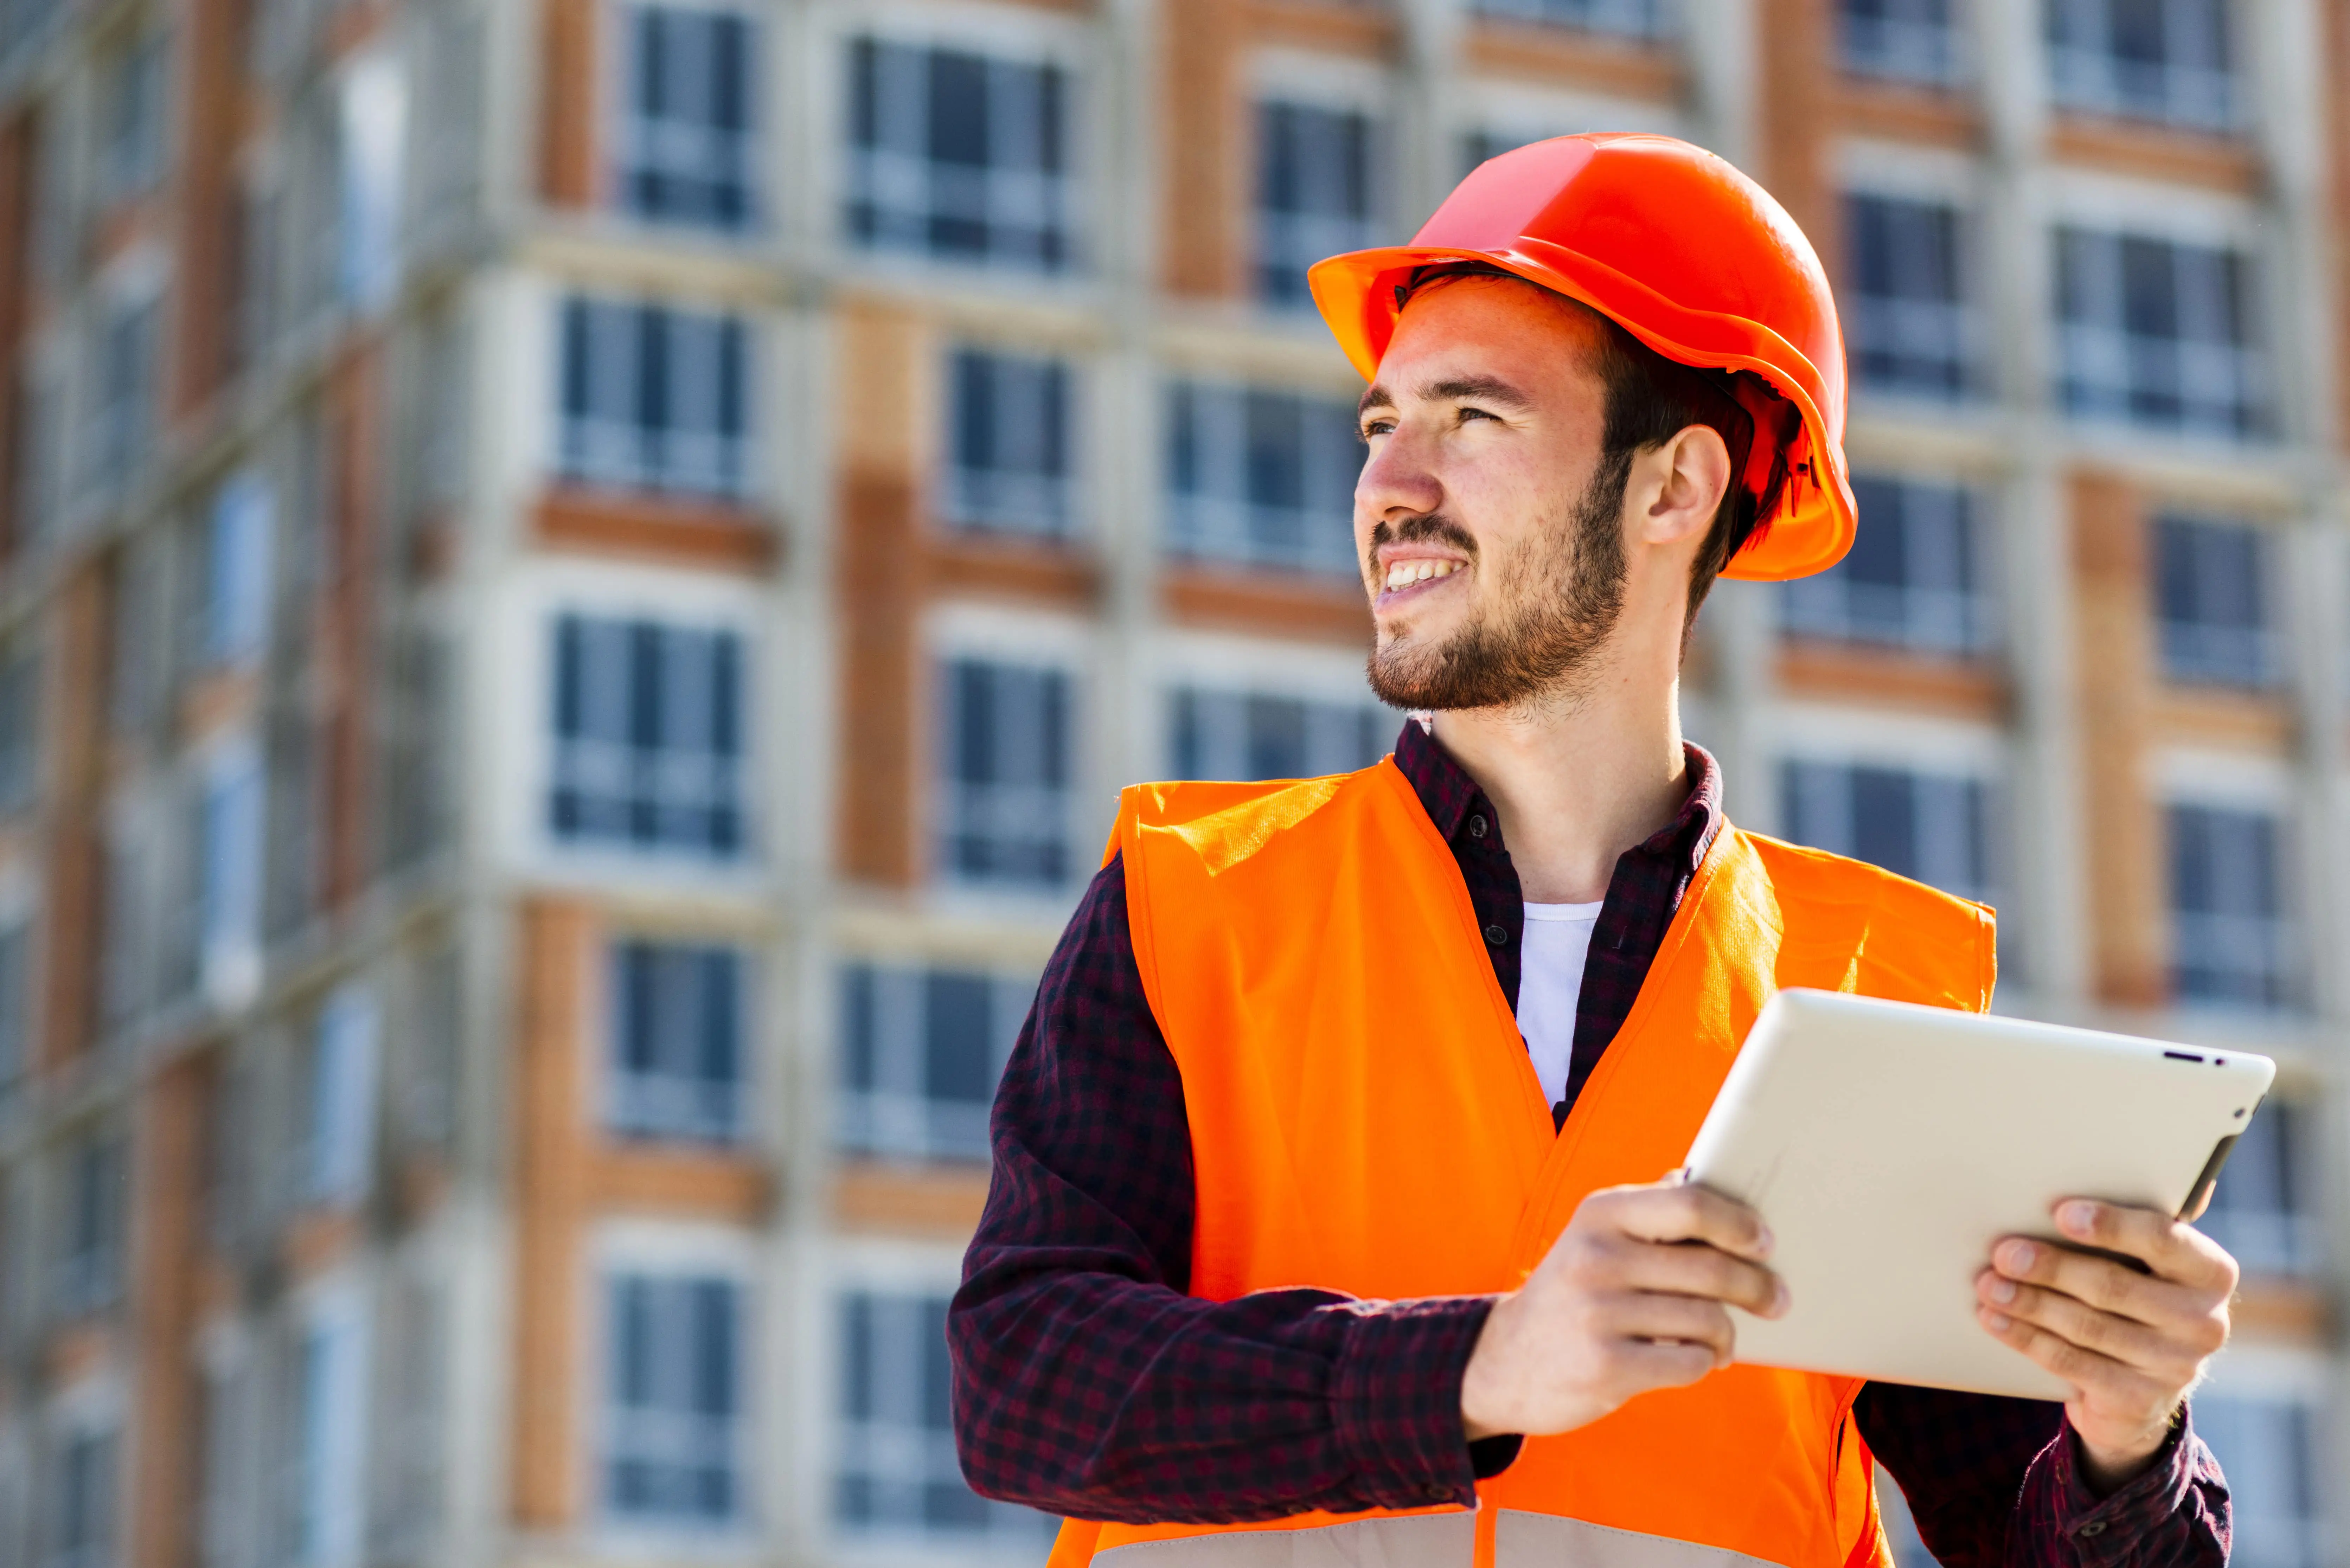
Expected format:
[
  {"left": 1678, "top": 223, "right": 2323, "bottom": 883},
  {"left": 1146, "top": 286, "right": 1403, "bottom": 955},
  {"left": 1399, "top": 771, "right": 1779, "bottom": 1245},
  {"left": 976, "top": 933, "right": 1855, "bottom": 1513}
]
[{"left": 0, "top": 0, "right": 2340, "bottom": 1565}]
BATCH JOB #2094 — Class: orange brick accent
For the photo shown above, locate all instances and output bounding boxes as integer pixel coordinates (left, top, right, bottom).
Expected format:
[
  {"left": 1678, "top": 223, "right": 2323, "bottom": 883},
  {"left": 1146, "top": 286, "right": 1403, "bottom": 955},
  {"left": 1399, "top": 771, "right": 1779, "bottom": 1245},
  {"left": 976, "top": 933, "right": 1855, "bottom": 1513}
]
[
  {"left": 0, "top": 113, "right": 35, "bottom": 559},
  {"left": 1775, "top": 640, "right": 2010, "bottom": 721},
  {"left": 2047, "top": 116, "right": 2261, "bottom": 195},
  {"left": 1248, "top": 0, "right": 1400, "bottom": 59},
  {"left": 2151, "top": 688, "right": 2295, "bottom": 753},
  {"left": 510, "top": 899, "right": 596, "bottom": 1528},
  {"left": 1759, "top": 0, "right": 1841, "bottom": 282},
  {"left": 834, "top": 1161, "right": 992, "bottom": 1238},
  {"left": 1458, "top": 20, "right": 1684, "bottom": 100},
  {"left": 591, "top": 1148, "right": 771, "bottom": 1222},
  {"left": 281, "top": 1209, "right": 364, "bottom": 1283},
  {"left": 128, "top": 1060, "right": 206, "bottom": 1568},
  {"left": 1163, "top": 565, "right": 1373, "bottom": 645},
  {"left": 173, "top": 0, "right": 245, "bottom": 419},
  {"left": 40, "top": 566, "right": 112, "bottom": 1072},
  {"left": 835, "top": 303, "right": 928, "bottom": 888},
  {"left": 1836, "top": 78, "right": 1980, "bottom": 149},
  {"left": 320, "top": 347, "right": 382, "bottom": 912},
  {"left": 533, "top": 488, "right": 779, "bottom": 573},
  {"left": 927, "top": 534, "right": 1099, "bottom": 611},
  {"left": 1163, "top": 0, "right": 1250, "bottom": 296},
  {"left": 540, "top": 0, "right": 600, "bottom": 206},
  {"left": 2070, "top": 471, "right": 2167, "bottom": 1008},
  {"left": 43, "top": 1321, "right": 111, "bottom": 1387},
  {"left": 177, "top": 667, "right": 263, "bottom": 747},
  {"left": 2232, "top": 1281, "right": 2330, "bottom": 1340}
]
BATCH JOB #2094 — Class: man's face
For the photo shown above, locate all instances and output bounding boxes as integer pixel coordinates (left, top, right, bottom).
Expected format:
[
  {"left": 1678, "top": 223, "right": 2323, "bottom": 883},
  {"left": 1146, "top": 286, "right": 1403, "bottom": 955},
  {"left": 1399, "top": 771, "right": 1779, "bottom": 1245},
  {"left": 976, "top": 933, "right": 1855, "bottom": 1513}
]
[{"left": 1353, "top": 277, "right": 1629, "bottom": 712}]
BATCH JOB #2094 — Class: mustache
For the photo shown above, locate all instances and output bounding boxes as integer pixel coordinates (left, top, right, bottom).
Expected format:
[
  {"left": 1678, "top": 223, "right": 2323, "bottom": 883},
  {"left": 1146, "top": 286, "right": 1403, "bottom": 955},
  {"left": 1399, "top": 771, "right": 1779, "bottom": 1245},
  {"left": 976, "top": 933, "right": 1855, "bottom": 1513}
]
[{"left": 1366, "top": 513, "right": 1479, "bottom": 567}]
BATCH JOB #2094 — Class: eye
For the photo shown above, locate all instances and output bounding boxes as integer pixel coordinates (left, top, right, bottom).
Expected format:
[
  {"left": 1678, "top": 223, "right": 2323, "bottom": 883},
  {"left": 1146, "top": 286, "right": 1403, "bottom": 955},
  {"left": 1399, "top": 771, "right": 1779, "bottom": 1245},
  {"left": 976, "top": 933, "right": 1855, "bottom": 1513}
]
[
  {"left": 1360, "top": 416, "right": 1396, "bottom": 441},
  {"left": 1458, "top": 405, "right": 1501, "bottom": 424}
]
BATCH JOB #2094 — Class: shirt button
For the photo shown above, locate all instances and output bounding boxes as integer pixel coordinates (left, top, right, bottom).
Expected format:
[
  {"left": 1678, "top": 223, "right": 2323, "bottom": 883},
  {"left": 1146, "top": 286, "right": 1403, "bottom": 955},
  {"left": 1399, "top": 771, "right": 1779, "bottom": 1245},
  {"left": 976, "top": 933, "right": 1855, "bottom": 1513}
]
[
  {"left": 1468, "top": 814, "right": 1488, "bottom": 840},
  {"left": 1484, "top": 924, "right": 1509, "bottom": 946},
  {"left": 2077, "top": 1523, "right": 2107, "bottom": 1539}
]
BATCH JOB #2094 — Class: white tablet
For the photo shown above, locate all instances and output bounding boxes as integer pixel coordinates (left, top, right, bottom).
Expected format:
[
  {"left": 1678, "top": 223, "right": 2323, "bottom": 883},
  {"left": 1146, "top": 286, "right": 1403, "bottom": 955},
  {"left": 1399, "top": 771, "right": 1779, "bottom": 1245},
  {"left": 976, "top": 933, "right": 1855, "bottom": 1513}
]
[{"left": 1683, "top": 988, "right": 2274, "bottom": 1401}]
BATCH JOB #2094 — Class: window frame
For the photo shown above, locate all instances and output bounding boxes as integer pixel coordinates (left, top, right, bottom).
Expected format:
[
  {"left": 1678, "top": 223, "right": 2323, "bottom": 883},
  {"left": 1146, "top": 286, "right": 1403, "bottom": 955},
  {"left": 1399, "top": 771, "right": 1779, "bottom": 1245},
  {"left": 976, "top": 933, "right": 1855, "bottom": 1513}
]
[{"left": 610, "top": 1, "right": 761, "bottom": 234}]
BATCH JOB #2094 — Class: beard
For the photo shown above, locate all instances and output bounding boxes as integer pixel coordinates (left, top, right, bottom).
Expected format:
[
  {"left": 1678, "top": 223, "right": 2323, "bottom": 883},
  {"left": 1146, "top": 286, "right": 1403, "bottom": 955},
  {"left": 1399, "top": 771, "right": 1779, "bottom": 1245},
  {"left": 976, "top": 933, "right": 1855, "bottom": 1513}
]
[{"left": 1365, "top": 451, "right": 1632, "bottom": 712}]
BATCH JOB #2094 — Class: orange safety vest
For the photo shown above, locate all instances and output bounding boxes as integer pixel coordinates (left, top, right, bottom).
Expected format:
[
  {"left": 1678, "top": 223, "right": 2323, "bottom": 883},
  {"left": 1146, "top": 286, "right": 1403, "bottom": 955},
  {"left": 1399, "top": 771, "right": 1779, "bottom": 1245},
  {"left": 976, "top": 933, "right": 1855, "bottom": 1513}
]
[{"left": 1045, "top": 756, "right": 1997, "bottom": 1568}]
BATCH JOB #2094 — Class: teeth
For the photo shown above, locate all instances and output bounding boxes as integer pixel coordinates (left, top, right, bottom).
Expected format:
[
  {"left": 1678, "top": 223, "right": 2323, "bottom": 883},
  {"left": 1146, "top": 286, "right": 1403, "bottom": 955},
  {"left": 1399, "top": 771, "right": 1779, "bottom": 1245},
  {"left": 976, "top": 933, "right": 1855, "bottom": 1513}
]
[{"left": 1382, "top": 559, "right": 1461, "bottom": 591}]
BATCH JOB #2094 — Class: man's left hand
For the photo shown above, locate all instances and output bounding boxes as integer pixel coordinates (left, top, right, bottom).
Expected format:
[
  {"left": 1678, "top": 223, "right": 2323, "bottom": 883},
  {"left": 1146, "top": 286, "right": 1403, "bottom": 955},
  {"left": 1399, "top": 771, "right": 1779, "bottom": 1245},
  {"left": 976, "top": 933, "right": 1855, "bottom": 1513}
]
[{"left": 1975, "top": 1198, "right": 2237, "bottom": 1492}]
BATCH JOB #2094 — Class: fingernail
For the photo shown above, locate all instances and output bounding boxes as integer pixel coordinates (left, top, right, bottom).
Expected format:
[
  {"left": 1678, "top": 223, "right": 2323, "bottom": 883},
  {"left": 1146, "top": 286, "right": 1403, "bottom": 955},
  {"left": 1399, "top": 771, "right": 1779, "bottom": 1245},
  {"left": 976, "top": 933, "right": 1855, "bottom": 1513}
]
[
  {"left": 2060, "top": 1201, "right": 2096, "bottom": 1236},
  {"left": 1999, "top": 1240, "right": 2035, "bottom": 1272},
  {"left": 1985, "top": 1311, "right": 2011, "bottom": 1331},
  {"left": 1755, "top": 1225, "right": 1775, "bottom": 1258},
  {"left": 1987, "top": 1278, "right": 2016, "bottom": 1305},
  {"left": 1772, "top": 1279, "right": 1791, "bottom": 1317}
]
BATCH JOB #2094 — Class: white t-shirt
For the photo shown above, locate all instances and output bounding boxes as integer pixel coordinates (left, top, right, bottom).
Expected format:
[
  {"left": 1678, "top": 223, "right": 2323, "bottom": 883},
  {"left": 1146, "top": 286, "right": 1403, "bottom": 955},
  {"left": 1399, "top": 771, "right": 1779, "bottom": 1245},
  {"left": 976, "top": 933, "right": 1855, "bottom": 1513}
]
[{"left": 1518, "top": 900, "right": 1606, "bottom": 1107}]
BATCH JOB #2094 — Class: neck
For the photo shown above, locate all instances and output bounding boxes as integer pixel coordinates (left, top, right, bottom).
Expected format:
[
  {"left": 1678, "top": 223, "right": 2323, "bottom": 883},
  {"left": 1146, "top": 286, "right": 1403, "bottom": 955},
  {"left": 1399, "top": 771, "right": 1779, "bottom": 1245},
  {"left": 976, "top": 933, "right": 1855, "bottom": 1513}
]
[{"left": 1428, "top": 645, "right": 1689, "bottom": 905}]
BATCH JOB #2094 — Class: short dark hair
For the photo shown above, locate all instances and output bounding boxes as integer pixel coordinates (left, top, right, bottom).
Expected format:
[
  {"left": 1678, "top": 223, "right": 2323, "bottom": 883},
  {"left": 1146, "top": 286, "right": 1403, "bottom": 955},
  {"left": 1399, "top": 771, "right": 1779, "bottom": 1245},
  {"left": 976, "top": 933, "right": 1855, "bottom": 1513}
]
[{"left": 1399, "top": 264, "right": 1787, "bottom": 638}]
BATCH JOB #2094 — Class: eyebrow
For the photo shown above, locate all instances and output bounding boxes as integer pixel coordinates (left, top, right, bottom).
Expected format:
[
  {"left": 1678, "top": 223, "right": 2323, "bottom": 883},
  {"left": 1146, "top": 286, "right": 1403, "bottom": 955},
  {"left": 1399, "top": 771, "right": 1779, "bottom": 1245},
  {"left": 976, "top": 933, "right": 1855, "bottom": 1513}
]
[{"left": 1358, "top": 374, "right": 1533, "bottom": 421}]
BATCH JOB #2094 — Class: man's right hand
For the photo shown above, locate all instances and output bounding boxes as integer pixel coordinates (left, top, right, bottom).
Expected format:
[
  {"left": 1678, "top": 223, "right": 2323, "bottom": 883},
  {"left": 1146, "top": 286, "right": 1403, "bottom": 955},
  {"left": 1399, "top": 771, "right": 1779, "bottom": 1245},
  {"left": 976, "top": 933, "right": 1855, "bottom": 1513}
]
[{"left": 1461, "top": 1180, "right": 1788, "bottom": 1440}]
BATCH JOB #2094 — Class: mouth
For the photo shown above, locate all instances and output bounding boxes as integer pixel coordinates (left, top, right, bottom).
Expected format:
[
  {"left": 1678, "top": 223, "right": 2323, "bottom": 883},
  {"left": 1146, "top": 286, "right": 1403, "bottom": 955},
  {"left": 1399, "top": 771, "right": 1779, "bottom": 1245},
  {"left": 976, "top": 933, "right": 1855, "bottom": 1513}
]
[{"left": 1374, "top": 555, "right": 1467, "bottom": 609}]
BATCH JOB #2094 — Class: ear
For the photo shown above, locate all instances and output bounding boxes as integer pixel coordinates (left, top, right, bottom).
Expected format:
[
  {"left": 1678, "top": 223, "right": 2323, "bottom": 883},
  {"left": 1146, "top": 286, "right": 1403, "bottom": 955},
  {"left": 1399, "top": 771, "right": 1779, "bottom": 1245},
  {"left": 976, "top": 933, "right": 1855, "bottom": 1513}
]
[{"left": 1632, "top": 424, "right": 1732, "bottom": 549}]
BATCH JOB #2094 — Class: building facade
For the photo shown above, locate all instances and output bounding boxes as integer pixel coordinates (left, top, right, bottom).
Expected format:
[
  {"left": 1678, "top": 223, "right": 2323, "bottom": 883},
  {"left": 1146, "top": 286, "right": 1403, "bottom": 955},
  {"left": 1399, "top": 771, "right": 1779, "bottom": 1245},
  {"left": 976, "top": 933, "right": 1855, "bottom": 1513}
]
[{"left": 0, "top": 0, "right": 2341, "bottom": 1565}]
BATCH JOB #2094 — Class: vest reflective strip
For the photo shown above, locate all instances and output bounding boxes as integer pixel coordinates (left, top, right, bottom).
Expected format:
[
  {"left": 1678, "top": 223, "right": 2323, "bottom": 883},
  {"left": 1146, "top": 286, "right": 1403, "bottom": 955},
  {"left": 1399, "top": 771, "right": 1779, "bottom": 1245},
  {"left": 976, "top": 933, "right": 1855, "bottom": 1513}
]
[{"left": 1091, "top": 1513, "right": 1795, "bottom": 1568}]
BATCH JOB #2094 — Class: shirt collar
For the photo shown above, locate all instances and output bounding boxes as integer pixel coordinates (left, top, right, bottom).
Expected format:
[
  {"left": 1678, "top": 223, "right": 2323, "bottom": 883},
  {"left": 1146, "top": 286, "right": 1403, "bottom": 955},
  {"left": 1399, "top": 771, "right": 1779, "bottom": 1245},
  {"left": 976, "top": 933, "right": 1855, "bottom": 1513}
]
[{"left": 1390, "top": 717, "right": 1723, "bottom": 873}]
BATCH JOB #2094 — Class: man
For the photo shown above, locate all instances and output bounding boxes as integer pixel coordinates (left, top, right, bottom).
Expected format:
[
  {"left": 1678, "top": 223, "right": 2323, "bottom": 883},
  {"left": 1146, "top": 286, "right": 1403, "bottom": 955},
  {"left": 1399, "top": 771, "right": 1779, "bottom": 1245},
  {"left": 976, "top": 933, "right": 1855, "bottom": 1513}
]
[{"left": 952, "top": 136, "right": 2234, "bottom": 1568}]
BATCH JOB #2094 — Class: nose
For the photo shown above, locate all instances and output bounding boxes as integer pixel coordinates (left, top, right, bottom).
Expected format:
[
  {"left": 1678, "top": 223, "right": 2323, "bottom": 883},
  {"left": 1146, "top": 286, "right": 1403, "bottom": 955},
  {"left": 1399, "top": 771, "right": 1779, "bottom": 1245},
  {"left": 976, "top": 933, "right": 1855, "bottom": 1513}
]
[{"left": 1353, "top": 422, "right": 1445, "bottom": 537}]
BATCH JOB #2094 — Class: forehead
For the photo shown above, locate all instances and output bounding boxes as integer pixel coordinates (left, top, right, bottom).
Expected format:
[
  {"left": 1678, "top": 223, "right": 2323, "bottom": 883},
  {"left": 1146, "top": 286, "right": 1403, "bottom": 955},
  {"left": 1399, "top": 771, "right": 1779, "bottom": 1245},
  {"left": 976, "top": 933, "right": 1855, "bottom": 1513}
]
[{"left": 1376, "top": 276, "right": 1605, "bottom": 395}]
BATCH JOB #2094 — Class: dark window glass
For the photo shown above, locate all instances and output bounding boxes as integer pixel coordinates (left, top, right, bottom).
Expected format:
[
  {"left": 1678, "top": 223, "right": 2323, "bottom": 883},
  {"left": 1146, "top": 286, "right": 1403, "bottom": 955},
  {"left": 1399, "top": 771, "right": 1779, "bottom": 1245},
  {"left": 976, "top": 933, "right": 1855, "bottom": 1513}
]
[
  {"left": 2169, "top": 804, "right": 2289, "bottom": 1008},
  {"left": 619, "top": 7, "right": 756, "bottom": 231},
  {"left": 2156, "top": 516, "right": 2273, "bottom": 686},
  {"left": 549, "top": 615, "right": 749, "bottom": 857}
]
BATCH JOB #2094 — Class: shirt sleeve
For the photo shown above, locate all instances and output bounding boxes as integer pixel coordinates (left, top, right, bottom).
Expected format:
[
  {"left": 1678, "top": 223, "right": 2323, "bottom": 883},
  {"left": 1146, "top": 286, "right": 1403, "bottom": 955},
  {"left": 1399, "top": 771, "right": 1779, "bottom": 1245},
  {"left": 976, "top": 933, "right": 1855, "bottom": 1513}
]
[
  {"left": 1857, "top": 1384, "right": 2230, "bottom": 1568},
  {"left": 949, "top": 854, "right": 1516, "bottom": 1524}
]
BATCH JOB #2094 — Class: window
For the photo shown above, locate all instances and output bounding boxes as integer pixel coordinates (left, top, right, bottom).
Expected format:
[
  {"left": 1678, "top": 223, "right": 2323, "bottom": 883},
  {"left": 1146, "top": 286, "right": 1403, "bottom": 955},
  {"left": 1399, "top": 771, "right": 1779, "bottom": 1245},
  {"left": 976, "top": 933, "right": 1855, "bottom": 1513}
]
[
  {"left": 1255, "top": 101, "right": 1377, "bottom": 306},
  {"left": 98, "top": 32, "right": 169, "bottom": 200},
  {"left": 1169, "top": 689, "right": 1392, "bottom": 781},
  {"left": 370, "top": 1277, "right": 446, "bottom": 1557},
  {"left": 52, "top": 1129, "right": 127, "bottom": 1317},
  {"left": 2201, "top": 1098, "right": 2320, "bottom": 1278},
  {"left": 1467, "top": 0, "right": 1670, "bottom": 40},
  {"left": 837, "top": 963, "right": 1032, "bottom": 1162},
  {"left": 2055, "top": 229, "right": 2266, "bottom": 438},
  {"left": 1165, "top": 381, "right": 1360, "bottom": 576},
  {"left": 202, "top": 472, "right": 275, "bottom": 667},
  {"left": 617, "top": 6, "right": 755, "bottom": 231},
  {"left": 87, "top": 294, "right": 160, "bottom": 490},
  {"left": 1846, "top": 194, "right": 1975, "bottom": 397},
  {"left": 934, "top": 657, "right": 1071, "bottom": 890},
  {"left": 1839, "top": 0, "right": 1962, "bottom": 83},
  {"left": 549, "top": 614, "right": 747, "bottom": 859},
  {"left": 197, "top": 748, "right": 263, "bottom": 1006},
  {"left": 304, "top": 987, "right": 380, "bottom": 1206},
  {"left": 557, "top": 297, "right": 750, "bottom": 499},
  {"left": 2194, "top": 1389, "right": 2321, "bottom": 1568},
  {"left": 2168, "top": 803, "right": 2289, "bottom": 1009},
  {"left": 46, "top": 1426, "right": 117, "bottom": 1568},
  {"left": 2156, "top": 516, "right": 2275, "bottom": 687},
  {"left": 337, "top": 53, "right": 407, "bottom": 311},
  {"left": 603, "top": 1272, "right": 743, "bottom": 1527},
  {"left": 1780, "top": 476, "right": 1992, "bottom": 654},
  {"left": 846, "top": 39, "right": 1072, "bottom": 272},
  {"left": 0, "top": 642, "right": 39, "bottom": 812},
  {"left": 2047, "top": 0, "right": 2235, "bottom": 130},
  {"left": 290, "top": 1305, "right": 369, "bottom": 1568},
  {"left": 608, "top": 941, "right": 744, "bottom": 1143},
  {"left": 0, "top": 920, "right": 28, "bottom": 1109},
  {"left": 942, "top": 348, "right": 1072, "bottom": 537},
  {"left": 1781, "top": 761, "right": 1992, "bottom": 902},
  {"left": 837, "top": 1290, "right": 1053, "bottom": 1547}
]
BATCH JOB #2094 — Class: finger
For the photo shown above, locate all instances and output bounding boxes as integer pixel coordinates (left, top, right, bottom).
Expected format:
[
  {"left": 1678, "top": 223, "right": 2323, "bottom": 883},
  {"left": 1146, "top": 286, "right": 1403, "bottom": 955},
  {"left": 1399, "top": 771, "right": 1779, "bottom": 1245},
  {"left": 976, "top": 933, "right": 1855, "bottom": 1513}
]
[
  {"left": 1976, "top": 1304, "right": 2169, "bottom": 1406},
  {"left": 1989, "top": 1237, "right": 2208, "bottom": 1327},
  {"left": 1601, "top": 1183, "right": 1774, "bottom": 1261},
  {"left": 1612, "top": 1236, "right": 1787, "bottom": 1317},
  {"left": 1611, "top": 1335, "right": 1721, "bottom": 1390},
  {"left": 1602, "top": 1292, "right": 1739, "bottom": 1361},
  {"left": 2052, "top": 1200, "right": 2239, "bottom": 1293},
  {"left": 1974, "top": 1273, "right": 2196, "bottom": 1379}
]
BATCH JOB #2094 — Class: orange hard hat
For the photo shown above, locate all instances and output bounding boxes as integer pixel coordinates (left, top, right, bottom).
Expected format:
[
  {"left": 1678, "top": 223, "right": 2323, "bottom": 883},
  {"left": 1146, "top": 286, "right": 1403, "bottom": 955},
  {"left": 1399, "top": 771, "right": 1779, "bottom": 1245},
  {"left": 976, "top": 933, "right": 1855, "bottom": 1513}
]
[{"left": 1307, "top": 133, "right": 1855, "bottom": 581}]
